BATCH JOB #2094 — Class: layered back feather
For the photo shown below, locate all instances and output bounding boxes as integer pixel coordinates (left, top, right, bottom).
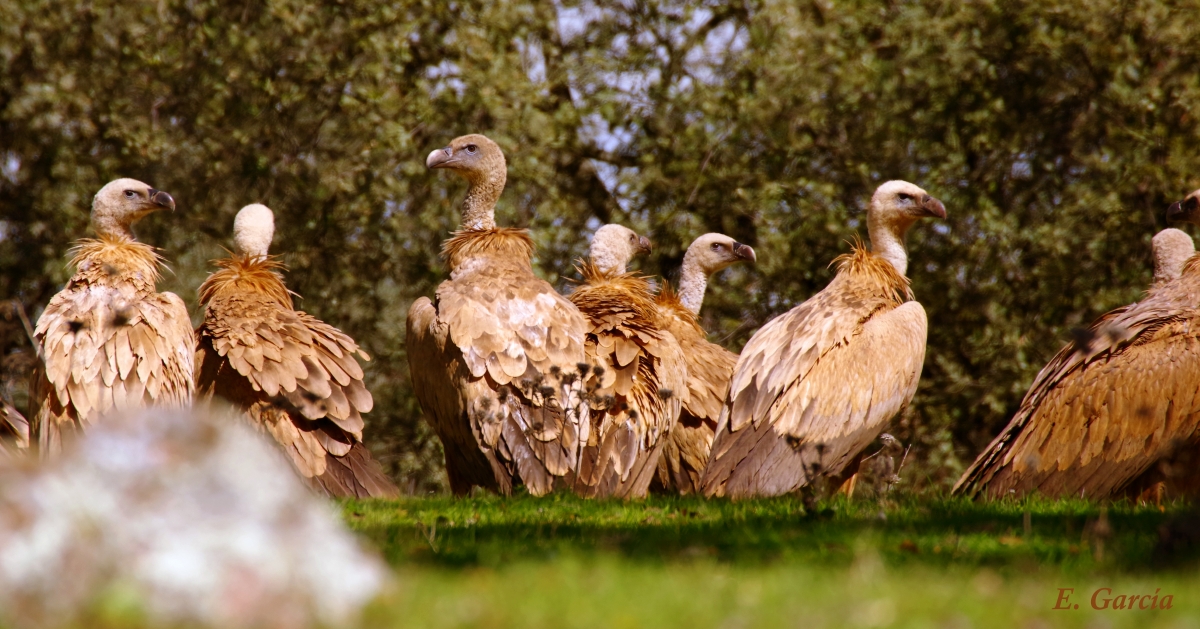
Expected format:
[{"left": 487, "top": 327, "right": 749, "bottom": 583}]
[
  {"left": 569, "top": 261, "right": 688, "bottom": 499},
  {"left": 407, "top": 228, "right": 592, "bottom": 496},
  {"left": 32, "top": 235, "right": 195, "bottom": 455},
  {"left": 651, "top": 282, "right": 739, "bottom": 494},
  {"left": 702, "top": 241, "right": 928, "bottom": 498},
  {"left": 195, "top": 253, "right": 397, "bottom": 499},
  {"left": 954, "top": 254, "right": 1200, "bottom": 500}
]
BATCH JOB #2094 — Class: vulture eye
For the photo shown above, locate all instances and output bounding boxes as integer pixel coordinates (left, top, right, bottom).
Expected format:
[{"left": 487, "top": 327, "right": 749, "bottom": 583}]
[
  {"left": 465, "top": 144, "right": 478, "bottom": 154},
  {"left": 710, "top": 243, "right": 722, "bottom": 251},
  {"left": 897, "top": 192, "right": 913, "bottom": 202},
  {"left": 124, "top": 190, "right": 136, "bottom": 198}
]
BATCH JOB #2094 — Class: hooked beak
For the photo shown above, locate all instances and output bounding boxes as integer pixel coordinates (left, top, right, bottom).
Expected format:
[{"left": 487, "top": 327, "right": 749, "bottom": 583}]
[
  {"left": 733, "top": 242, "right": 757, "bottom": 263},
  {"left": 921, "top": 194, "right": 947, "bottom": 219},
  {"left": 426, "top": 147, "right": 453, "bottom": 169},
  {"left": 1167, "top": 196, "right": 1198, "bottom": 222},
  {"left": 637, "top": 236, "right": 653, "bottom": 254},
  {"left": 148, "top": 188, "right": 175, "bottom": 211}
]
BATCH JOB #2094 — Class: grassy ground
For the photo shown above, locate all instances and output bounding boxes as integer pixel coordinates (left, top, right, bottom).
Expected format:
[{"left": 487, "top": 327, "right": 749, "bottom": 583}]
[{"left": 346, "top": 494, "right": 1200, "bottom": 628}]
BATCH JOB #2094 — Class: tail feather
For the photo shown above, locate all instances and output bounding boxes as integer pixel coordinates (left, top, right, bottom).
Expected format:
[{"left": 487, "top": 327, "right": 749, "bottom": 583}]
[{"left": 313, "top": 442, "right": 399, "bottom": 499}]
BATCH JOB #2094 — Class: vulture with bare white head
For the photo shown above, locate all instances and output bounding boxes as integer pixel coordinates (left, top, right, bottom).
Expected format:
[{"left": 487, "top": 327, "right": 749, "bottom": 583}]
[
  {"left": 701, "top": 180, "right": 945, "bottom": 498},
  {"left": 30, "top": 178, "right": 193, "bottom": 456},
  {"left": 955, "top": 198, "right": 1200, "bottom": 501},
  {"left": 652, "top": 233, "right": 756, "bottom": 494},
  {"left": 570, "top": 224, "right": 689, "bottom": 499},
  {"left": 407, "top": 134, "right": 592, "bottom": 496},
  {"left": 195, "top": 204, "right": 397, "bottom": 498}
]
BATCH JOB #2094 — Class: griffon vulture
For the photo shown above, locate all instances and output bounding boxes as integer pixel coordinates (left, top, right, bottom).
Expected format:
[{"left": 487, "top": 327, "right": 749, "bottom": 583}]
[
  {"left": 408, "top": 134, "right": 592, "bottom": 496},
  {"left": 954, "top": 203, "right": 1200, "bottom": 500},
  {"left": 195, "top": 204, "right": 398, "bottom": 498},
  {"left": 652, "top": 233, "right": 756, "bottom": 494},
  {"left": 701, "top": 180, "right": 945, "bottom": 498},
  {"left": 31, "top": 178, "right": 193, "bottom": 456},
  {"left": 570, "top": 224, "right": 689, "bottom": 499}
]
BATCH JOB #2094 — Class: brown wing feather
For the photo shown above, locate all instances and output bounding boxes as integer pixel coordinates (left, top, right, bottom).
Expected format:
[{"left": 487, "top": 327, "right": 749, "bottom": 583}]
[
  {"left": 407, "top": 229, "right": 591, "bottom": 496},
  {"left": 652, "top": 284, "right": 739, "bottom": 494},
  {"left": 0, "top": 400, "right": 29, "bottom": 458},
  {"left": 32, "top": 237, "right": 194, "bottom": 456},
  {"left": 196, "top": 254, "right": 396, "bottom": 498},
  {"left": 702, "top": 245, "right": 925, "bottom": 498},
  {"left": 570, "top": 262, "right": 688, "bottom": 499},
  {"left": 954, "top": 265, "right": 1200, "bottom": 499}
]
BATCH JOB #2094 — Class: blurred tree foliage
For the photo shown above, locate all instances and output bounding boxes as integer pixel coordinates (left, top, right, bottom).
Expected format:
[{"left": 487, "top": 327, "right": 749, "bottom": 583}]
[{"left": 2, "top": 0, "right": 1199, "bottom": 492}]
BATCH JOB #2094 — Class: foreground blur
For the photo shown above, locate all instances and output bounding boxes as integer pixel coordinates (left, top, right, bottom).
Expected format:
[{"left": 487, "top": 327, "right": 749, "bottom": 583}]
[{"left": 0, "top": 406, "right": 386, "bottom": 628}]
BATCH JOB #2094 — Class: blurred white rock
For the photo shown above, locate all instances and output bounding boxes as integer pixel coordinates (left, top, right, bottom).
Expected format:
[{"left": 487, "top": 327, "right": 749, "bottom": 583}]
[{"left": 0, "top": 405, "right": 388, "bottom": 628}]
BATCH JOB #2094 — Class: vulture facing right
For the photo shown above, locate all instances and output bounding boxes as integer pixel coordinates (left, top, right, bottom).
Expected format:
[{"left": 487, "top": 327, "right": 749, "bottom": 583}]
[
  {"left": 570, "top": 224, "right": 689, "bottom": 499},
  {"left": 652, "top": 233, "right": 757, "bottom": 495},
  {"left": 30, "top": 179, "right": 193, "bottom": 457},
  {"left": 195, "top": 204, "right": 397, "bottom": 499},
  {"left": 954, "top": 201, "right": 1200, "bottom": 500},
  {"left": 702, "top": 181, "right": 945, "bottom": 499}
]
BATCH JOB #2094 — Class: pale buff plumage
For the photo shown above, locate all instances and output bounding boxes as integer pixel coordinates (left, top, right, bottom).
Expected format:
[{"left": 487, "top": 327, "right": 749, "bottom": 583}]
[
  {"left": 653, "top": 233, "right": 756, "bottom": 494},
  {"left": 955, "top": 203, "right": 1200, "bottom": 501},
  {"left": 31, "top": 178, "right": 193, "bottom": 456},
  {"left": 569, "top": 225, "right": 689, "bottom": 499},
  {"left": 701, "top": 181, "right": 945, "bottom": 499},
  {"left": 407, "top": 134, "right": 592, "bottom": 496},
  {"left": 195, "top": 204, "right": 397, "bottom": 499}
]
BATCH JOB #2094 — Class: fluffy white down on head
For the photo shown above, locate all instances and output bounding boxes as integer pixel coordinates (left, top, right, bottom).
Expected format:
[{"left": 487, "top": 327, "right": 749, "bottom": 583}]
[
  {"left": 1152, "top": 227, "right": 1195, "bottom": 285},
  {"left": 589, "top": 224, "right": 644, "bottom": 275},
  {"left": 234, "top": 204, "right": 275, "bottom": 258}
]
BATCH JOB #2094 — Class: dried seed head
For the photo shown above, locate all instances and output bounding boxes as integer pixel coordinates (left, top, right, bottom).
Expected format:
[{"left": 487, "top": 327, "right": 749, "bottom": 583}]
[
  {"left": 657, "top": 388, "right": 673, "bottom": 401},
  {"left": 549, "top": 365, "right": 562, "bottom": 378},
  {"left": 592, "top": 364, "right": 605, "bottom": 377},
  {"left": 577, "top": 362, "right": 591, "bottom": 376}
]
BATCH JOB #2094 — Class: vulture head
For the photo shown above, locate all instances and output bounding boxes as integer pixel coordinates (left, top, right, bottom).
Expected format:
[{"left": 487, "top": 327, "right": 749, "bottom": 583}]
[
  {"left": 233, "top": 204, "right": 276, "bottom": 259},
  {"left": 427, "top": 134, "right": 507, "bottom": 231},
  {"left": 91, "top": 178, "right": 176, "bottom": 240},
  {"left": 1151, "top": 228, "right": 1194, "bottom": 286},
  {"left": 870, "top": 180, "right": 946, "bottom": 225},
  {"left": 867, "top": 180, "right": 945, "bottom": 275},
  {"left": 1167, "top": 189, "right": 1200, "bottom": 224},
  {"left": 684, "top": 233, "right": 756, "bottom": 274},
  {"left": 675, "top": 233, "right": 755, "bottom": 314},
  {"left": 589, "top": 224, "right": 652, "bottom": 275}
]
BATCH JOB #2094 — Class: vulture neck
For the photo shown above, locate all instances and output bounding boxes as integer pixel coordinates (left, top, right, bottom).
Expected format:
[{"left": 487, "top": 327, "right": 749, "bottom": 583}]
[
  {"left": 91, "top": 214, "right": 138, "bottom": 242},
  {"left": 459, "top": 170, "right": 506, "bottom": 231},
  {"left": 676, "top": 255, "right": 709, "bottom": 315},
  {"left": 868, "top": 213, "right": 914, "bottom": 277}
]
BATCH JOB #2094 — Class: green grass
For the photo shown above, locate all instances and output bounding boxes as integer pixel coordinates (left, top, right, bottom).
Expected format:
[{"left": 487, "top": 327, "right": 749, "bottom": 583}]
[{"left": 346, "top": 495, "right": 1200, "bottom": 628}]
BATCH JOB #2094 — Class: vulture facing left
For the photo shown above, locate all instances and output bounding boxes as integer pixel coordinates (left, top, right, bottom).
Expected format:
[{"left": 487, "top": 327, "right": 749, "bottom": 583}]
[
  {"left": 702, "top": 181, "right": 945, "bottom": 499},
  {"left": 408, "top": 134, "right": 592, "bottom": 496},
  {"left": 652, "top": 233, "right": 756, "bottom": 495},
  {"left": 31, "top": 179, "right": 193, "bottom": 456},
  {"left": 195, "top": 204, "right": 398, "bottom": 499},
  {"left": 954, "top": 201, "right": 1200, "bottom": 501},
  {"left": 570, "top": 224, "right": 689, "bottom": 499}
]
